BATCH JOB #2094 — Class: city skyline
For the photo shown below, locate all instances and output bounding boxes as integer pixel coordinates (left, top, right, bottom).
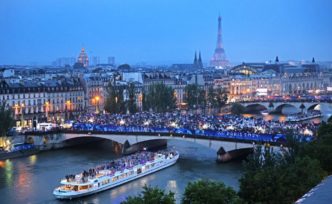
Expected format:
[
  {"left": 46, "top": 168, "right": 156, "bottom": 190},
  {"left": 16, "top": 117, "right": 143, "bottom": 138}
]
[{"left": 0, "top": 0, "right": 332, "bottom": 66}]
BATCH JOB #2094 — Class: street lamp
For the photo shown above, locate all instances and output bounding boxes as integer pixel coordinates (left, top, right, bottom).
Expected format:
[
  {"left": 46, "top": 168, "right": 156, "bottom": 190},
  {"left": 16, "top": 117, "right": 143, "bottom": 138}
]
[
  {"left": 95, "top": 96, "right": 100, "bottom": 114},
  {"left": 13, "top": 104, "right": 19, "bottom": 120},
  {"left": 20, "top": 103, "right": 25, "bottom": 127},
  {"left": 45, "top": 101, "right": 50, "bottom": 121},
  {"left": 65, "top": 100, "right": 71, "bottom": 120}
]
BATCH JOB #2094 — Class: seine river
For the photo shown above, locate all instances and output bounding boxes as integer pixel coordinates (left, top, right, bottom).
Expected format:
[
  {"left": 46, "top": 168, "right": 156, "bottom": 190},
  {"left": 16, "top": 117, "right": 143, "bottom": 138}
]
[{"left": 0, "top": 140, "right": 243, "bottom": 204}]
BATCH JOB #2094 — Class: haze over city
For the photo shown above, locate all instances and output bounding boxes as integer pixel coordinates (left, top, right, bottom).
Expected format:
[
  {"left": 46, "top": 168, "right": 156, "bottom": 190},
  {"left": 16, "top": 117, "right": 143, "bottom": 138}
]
[{"left": 1, "top": 0, "right": 332, "bottom": 65}]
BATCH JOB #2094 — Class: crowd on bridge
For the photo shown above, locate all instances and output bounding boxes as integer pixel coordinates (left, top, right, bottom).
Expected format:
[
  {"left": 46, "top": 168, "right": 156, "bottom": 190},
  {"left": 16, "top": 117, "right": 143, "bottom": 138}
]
[{"left": 69, "top": 111, "right": 318, "bottom": 143}]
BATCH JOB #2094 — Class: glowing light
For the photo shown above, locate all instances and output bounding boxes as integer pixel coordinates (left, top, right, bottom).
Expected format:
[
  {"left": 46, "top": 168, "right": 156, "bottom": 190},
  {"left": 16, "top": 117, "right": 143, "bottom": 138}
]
[
  {"left": 170, "top": 122, "right": 177, "bottom": 128},
  {"left": 303, "top": 128, "right": 313, "bottom": 136},
  {"left": 119, "top": 119, "right": 125, "bottom": 125},
  {"left": 143, "top": 120, "right": 150, "bottom": 126},
  {"left": 202, "top": 123, "right": 209, "bottom": 129}
]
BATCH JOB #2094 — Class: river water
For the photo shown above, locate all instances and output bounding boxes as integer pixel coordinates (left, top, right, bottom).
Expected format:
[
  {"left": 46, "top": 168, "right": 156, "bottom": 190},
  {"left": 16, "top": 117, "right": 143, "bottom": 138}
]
[{"left": 0, "top": 140, "right": 242, "bottom": 204}]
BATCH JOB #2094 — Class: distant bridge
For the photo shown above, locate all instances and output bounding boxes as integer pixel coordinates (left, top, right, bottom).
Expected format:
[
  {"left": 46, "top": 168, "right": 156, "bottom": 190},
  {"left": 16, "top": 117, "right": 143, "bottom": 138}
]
[{"left": 239, "top": 101, "right": 332, "bottom": 114}]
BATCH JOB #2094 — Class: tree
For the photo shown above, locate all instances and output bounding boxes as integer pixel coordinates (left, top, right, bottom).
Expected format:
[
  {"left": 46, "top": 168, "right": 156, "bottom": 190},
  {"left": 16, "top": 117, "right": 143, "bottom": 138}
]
[
  {"left": 143, "top": 83, "right": 176, "bottom": 113},
  {"left": 0, "top": 103, "right": 15, "bottom": 136},
  {"left": 184, "top": 84, "right": 205, "bottom": 109},
  {"left": 126, "top": 82, "right": 137, "bottom": 114},
  {"left": 239, "top": 144, "right": 326, "bottom": 204},
  {"left": 328, "top": 116, "right": 332, "bottom": 123},
  {"left": 121, "top": 185, "right": 175, "bottom": 204},
  {"left": 118, "top": 64, "right": 131, "bottom": 71},
  {"left": 207, "top": 87, "right": 228, "bottom": 109},
  {"left": 231, "top": 103, "right": 245, "bottom": 115},
  {"left": 182, "top": 180, "right": 242, "bottom": 204},
  {"left": 300, "top": 122, "right": 332, "bottom": 173},
  {"left": 104, "top": 82, "right": 125, "bottom": 114}
]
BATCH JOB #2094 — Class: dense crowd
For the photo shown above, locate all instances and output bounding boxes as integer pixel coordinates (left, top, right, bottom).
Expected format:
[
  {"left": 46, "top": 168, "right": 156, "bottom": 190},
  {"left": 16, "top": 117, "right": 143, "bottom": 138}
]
[
  {"left": 65, "top": 150, "right": 176, "bottom": 184},
  {"left": 72, "top": 111, "right": 319, "bottom": 138}
]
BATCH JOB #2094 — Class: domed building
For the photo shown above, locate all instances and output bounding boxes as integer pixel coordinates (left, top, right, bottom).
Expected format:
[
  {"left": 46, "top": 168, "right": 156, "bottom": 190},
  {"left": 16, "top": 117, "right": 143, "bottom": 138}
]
[{"left": 77, "top": 48, "right": 89, "bottom": 68}]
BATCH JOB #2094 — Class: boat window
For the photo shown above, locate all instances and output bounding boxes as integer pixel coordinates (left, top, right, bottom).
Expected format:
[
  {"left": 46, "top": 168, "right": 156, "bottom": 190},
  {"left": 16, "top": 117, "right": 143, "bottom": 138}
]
[
  {"left": 73, "top": 186, "right": 78, "bottom": 191},
  {"left": 112, "top": 176, "right": 119, "bottom": 182},
  {"left": 79, "top": 185, "right": 89, "bottom": 190},
  {"left": 137, "top": 168, "right": 142, "bottom": 174}
]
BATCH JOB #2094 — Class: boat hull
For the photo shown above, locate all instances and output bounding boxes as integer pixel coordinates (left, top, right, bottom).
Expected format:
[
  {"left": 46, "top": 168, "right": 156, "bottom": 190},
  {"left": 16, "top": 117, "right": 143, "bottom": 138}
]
[{"left": 53, "top": 154, "right": 179, "bottom": 199}]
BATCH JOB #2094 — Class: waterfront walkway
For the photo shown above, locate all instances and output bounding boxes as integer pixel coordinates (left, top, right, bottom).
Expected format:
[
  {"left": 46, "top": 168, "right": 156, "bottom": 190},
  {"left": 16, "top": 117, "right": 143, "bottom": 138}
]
[{"left": 296, "top": 175, "right": 332, "bottom": 204}]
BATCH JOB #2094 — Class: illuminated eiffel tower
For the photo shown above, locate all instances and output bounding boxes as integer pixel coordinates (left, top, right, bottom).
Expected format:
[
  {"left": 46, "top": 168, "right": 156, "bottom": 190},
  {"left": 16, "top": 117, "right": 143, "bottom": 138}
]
[{"left": 210, "top": 15, "right": 229, "bottom": 68}]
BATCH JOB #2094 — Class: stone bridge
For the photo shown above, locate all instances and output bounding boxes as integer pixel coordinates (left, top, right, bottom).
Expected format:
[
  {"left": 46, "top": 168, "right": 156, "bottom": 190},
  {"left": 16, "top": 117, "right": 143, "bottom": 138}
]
[
  {"left": 24, "top": 131, "right": 258, "bottom": 162},
  {"left": 240, "top": 101, "right": 332, "bottom": 114}
]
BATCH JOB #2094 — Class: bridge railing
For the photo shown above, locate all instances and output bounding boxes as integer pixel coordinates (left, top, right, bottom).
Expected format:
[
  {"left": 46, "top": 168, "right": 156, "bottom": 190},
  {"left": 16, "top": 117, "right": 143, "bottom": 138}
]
[{"left": 25, "top": 123, "right": 314, "bottom": 145}]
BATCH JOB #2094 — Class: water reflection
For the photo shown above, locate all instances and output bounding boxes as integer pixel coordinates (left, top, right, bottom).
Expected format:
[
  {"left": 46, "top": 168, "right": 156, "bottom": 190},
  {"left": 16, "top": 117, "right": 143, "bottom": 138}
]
[
  {"left": 0, "top": 140, "right": 242, "bottom": 204},
  {"left": 3, "top": 160, "right": 13, "bottom": 187},
  {"left": 29, "top": 155, "right": 37, "bottom": 165}
]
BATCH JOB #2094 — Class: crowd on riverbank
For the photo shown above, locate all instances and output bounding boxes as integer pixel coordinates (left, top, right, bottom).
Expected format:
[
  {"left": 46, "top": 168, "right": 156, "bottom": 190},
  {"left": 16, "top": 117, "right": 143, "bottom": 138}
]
[{"left": 73, "top": 111, "right": 319, "bottom": 137}]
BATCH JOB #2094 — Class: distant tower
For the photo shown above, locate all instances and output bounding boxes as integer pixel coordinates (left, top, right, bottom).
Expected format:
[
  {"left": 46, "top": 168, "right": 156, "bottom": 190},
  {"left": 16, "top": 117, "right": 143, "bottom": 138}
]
[
  {"left": 210, "top": 15, "right": 228, "bottom": 68},
  {"left": 275, "top": 56, "right": 279, "bottom": 63},
  {"left": 77, "top": 48, "right": 89, "bottom": 67},
  {"left": 193, "top": 51, "right": 198, "bottom": 67},
  {"left": 198, "top": 51, "right": 203, "bottom": 69}
]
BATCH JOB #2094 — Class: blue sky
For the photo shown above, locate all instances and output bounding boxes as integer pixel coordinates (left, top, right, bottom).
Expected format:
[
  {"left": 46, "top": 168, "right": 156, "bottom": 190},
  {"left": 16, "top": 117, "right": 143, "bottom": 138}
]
[{"left": 0, "top": 0, "right": 331, "bottom": 65}]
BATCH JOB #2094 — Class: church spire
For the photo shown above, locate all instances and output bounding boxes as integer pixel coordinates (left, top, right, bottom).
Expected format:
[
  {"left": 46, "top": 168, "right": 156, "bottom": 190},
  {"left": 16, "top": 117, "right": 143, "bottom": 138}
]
[
  {"left": 194, "top": 51, "right": 198, "bottom": 67},
  {"left": 198, "top": 51, "right": 203, "bottom": 69}
]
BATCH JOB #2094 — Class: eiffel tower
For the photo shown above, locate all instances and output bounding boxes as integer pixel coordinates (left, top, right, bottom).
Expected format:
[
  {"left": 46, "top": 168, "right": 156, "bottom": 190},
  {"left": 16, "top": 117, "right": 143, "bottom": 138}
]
[{"left": 210, "top": 15, "right": 229, "bottom": 68}]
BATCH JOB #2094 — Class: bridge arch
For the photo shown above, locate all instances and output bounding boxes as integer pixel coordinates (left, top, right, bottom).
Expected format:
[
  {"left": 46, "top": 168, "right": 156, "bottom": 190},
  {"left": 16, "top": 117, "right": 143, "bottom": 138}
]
[
  {"left": 244, "top": 103, "right": 268, "bottom": 111},
  {"left": 275, "top": 104, "right": 299, "bottom": 114},
  {"left": 307, "top": 103, "right": 320, "bottom": 111},
  {"left": 61, "top": 133, "right": 254, "bottom": 153}
]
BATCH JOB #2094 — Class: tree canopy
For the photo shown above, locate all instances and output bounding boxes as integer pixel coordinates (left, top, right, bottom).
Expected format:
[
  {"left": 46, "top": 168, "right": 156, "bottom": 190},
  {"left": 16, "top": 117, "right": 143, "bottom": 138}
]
[
  {"left": 207, "top": 87, "right": 228, "bottom": 109},
  {"left": 104, "top": 82, "right": 125, "bottom": 114},
  {"left": 143, "top": 83, "right": 176, "bottom": 113},
  {"left": 182, "top": 180, "right": 242, "bottom": 204},
  {"left": 0, "top": 103, "right": 15, "bottom": 136},
  {"left": 121, "top": 185, "right": 175, "bottom": 204},
  {"left": 184, "top": 84, "right": 206, "bottom": 109}
]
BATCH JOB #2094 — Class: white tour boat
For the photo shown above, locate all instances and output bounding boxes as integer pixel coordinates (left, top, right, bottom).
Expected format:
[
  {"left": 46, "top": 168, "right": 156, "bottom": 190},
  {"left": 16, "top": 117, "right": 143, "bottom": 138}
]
[{"left": 53, "top": 150, "right": 179, "bottom": 199}]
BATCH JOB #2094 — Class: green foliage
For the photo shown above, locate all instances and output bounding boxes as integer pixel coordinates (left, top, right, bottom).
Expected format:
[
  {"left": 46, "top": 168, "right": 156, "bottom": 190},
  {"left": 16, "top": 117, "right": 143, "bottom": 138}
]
[
  {"left": 104, "top": 82, "right": 125, "bottom": 114},
  {"left": 231, "top": 103, "right": 245, "bottom": 115},
  {"left": 143, "top": 83, "right": 176, "bottom": 113},
  {"left": 126, "top": 82, "right": 137, "bottom": 114},
  {"left": 300, "top": 122, "right": 332, "bottom": 173},
  {"left": 182, "top": 180, "right": 242, "bottom": 204},
  {"left": 118, "top": 64, "right": 131, "bottom": 71},
  {"left": 121, "top": 185, "right": 175, "bottom": 204},
  {"left": 0, "top": 103, "right": 15, "bottom": 136},
  {"left": 184, "top": 84, "right": 206, "bottom": 109},
  {"left": 239, "top": 143, "right": 327, "bottom": 204},
  {"left": 328, "top": 116, "right": 332, "bottom": 123},
  {"left": 207, "top": 87, "right": 228, "bottom": 109}
]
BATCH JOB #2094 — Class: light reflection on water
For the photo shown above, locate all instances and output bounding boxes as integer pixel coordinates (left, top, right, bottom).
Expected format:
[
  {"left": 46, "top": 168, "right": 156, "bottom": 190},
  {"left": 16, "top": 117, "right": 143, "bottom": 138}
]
[{"left": 0, "top": 140, "right": 242, "bottom": 204}]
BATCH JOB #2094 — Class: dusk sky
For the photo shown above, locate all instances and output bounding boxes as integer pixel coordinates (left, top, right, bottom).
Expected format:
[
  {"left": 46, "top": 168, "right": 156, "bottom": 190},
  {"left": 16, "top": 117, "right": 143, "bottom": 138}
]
[{"left": 0, "top": 0, "right": 331, "bottom": 65}]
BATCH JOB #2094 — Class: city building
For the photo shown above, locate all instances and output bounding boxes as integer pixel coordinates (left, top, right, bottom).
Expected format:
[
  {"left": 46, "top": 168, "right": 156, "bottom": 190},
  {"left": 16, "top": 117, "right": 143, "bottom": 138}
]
[
  {"left": 0, "top": 77, "right": 85, "bottom": 127},
  {"left": 108, "top": 56, "right": 115, "bottom": 66},
  {"left": 77, "top": 48, "right": 89, "bottom": 68}
]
